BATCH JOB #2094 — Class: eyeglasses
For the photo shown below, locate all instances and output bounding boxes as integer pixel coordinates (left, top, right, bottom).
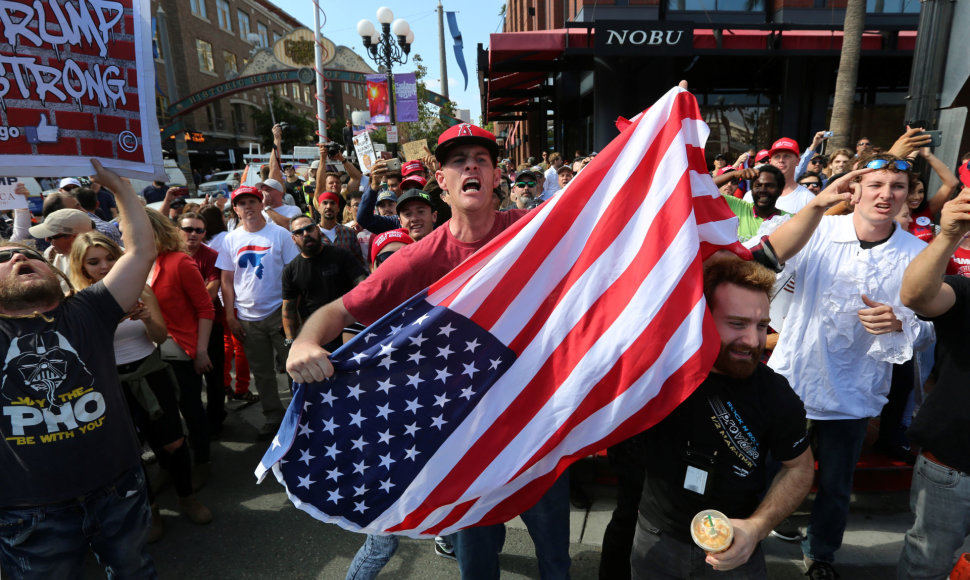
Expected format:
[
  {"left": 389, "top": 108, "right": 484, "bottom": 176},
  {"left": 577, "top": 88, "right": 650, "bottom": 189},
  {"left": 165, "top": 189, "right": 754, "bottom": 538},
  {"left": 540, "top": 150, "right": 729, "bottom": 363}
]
[
  {"left": 374, "top": 250, "right": 396, "bottom": 267},
  {"left": 857, "top": 141, "right": 871, "bottom": 147},
  {"left": 179, "top": 226, "right": 206, "bottom": 235},
  {"left": 45, "top": 233, "right": 70, "bottom": 241},
  {"left": 865, "top": 159, "right": 911, "bottom": 171},
  {"left": 799, "top": 181, "right": 822, "bottom": 189},
  {"left": 290, "top": 224, "right": 317, "bottom": 237},
  {"left": 0, "top": 248, "right": 44, "bottom": 263},
  {"left": 515, "top": 181, "right": 536, "bottom": 188}
]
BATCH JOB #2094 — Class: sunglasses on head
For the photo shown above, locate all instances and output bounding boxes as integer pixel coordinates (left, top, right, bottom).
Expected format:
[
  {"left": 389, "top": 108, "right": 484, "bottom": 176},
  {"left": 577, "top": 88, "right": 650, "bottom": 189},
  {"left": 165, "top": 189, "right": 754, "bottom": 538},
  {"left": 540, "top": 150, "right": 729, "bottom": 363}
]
[
  {"left": 180, "top": 226, "right": 205, "bottom": 235},
  {"left": 865, "top": 159, "right": 911, "bottom": 171},
  {"left": 0, "top": 248, "right": 44, "bottom": 263},
  {"left": 290, "top": 224, "right": 317, "bottom": 237},
  {"left": 515, "top": 181, "right": 536, "bottom": 188}
]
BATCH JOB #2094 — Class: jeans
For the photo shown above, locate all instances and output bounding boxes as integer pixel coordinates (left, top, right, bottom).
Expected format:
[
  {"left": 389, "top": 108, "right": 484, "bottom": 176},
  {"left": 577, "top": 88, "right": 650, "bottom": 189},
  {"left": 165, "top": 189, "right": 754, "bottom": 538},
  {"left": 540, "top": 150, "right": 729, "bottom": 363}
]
[
  {"left": 345, "top": 534, "right": 399, "bottom": 580},
  {"left": 238, "top": 307, "right": 288, "bottom": 422},
  {"left": 898, "top": 454, "right": 970, "bottom": 579},
  {"left": 452, "top": 472, "right": 571, "bottom": 580},
  {"left": 169, "top": 359, "right": 210, "bottom": 464},
  {"left": 802, "top": 418, "right": 869, "bottom": 564},
  {"left": 630, "top": 513, "right": 766, "bottom": 579},
  {"left": 0, "top": 466, "right": 156, "bottom": 580}
]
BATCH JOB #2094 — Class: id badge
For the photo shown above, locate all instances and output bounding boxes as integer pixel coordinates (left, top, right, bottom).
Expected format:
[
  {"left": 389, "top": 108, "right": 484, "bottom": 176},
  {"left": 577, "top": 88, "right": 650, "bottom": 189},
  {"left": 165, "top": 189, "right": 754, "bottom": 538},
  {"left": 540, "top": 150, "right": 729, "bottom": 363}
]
[
  {"left": 683, "top": 446, "right": 716, "bottom": 496},
  {"left": 684, "top": 465, "right": 709, "bottom": 495}
]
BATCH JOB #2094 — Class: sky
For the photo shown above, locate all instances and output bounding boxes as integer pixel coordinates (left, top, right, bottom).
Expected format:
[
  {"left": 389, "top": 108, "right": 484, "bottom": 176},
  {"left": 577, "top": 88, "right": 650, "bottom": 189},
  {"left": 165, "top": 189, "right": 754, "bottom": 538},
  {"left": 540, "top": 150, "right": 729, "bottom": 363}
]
[{"left": 270, "top": 0, "right": 507, "bottom": 123}]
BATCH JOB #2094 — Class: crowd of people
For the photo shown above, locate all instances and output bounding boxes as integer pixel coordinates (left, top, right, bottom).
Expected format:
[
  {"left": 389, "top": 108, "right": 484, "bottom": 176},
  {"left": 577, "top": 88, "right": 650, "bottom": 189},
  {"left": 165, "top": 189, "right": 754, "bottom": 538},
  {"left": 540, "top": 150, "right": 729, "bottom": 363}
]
[{"left": 1, "top": 112, "right": 969, "bottom": 580}]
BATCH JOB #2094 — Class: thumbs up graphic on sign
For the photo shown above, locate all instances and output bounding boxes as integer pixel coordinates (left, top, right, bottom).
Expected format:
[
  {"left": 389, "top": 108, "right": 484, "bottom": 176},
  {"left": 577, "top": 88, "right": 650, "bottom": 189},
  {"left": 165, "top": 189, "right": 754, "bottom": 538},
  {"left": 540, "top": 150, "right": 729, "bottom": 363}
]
[{"left": 24, "top": 115, "right": 60, "bottom": 144}]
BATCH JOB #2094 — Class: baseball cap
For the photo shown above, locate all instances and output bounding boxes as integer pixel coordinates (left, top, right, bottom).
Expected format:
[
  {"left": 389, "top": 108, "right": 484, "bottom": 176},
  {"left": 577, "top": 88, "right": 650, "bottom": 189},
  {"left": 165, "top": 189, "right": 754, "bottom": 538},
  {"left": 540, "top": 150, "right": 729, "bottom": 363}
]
[
  {"left": 396, "top": 190, "right": 434, "bottom": 213},
  {"left": 310, "top": 160, "right": 321, "bottom": 170},
  {"left": 59, "top": 177, "right": 81, "bottom": 190},
  {"left": 434, "top": 123, "right": 499, "bottom": 163},
  {"left": 376, "top": 191, "right": 397, "bottom": 205},
  {"left": 371, "top": 228, "right": 414, "bottom": 259},
  {"left": 769, "top": 138, "right": 800, "bottom": 158},
  {"left": 402, "top": 160, "right": 425, "bottom": 177},
  {"left": 716, "top": 166, "right": 738, "bottom": 177},
  {"left": 230, "top": 185, "right": 262, "bottom": 205},
  {"left": 29, "top": 208, "right": 93, "bottom": 239},
  {"left": 755, "top": 149, "right": 770, "bottom": 163},
  {"left": 262, "top": 178, "right": 284, "bottom": 193},
  {"left": 514, "top": 170, "right": 538, "bottom": 183},
  {"left": 400, "top": 175, "right": 427, "bottom": 191},
  {"left": 556, "top": 165, "right": 574, "bottom": 175}
]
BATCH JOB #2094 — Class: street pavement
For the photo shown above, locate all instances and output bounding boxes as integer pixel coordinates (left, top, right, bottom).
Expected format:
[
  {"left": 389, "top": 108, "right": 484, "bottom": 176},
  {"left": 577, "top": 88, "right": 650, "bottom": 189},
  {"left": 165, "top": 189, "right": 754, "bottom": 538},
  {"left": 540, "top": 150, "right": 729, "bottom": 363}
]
[{"left": 86, "top": 375, "right": 969, "bottom": 579}]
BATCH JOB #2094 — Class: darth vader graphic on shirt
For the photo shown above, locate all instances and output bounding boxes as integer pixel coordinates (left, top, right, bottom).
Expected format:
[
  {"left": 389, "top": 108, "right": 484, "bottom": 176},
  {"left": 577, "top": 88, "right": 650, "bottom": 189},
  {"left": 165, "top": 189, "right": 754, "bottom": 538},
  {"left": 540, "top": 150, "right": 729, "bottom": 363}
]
[{"left": 1, "top": 330, "right": 94, "bottom": 408}]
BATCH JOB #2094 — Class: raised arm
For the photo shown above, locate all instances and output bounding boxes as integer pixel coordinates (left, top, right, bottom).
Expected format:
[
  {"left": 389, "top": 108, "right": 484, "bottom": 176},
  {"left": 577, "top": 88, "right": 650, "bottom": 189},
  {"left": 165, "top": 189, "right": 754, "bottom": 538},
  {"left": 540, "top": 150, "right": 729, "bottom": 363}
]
[
  {"left": 921, "top": 148, "right": 963, "bottom": 217},
  {"left": 268, "top": 125, "right": 284, "bottom": 183},
  {"left": 335, "top": 149, "right": 362, "bottom": 193},
  {"left": 314, "top": 144, "right": 329, "bottom": 198},
  {"left": 900, "top": 188, "right": 970, "bottom": 318},
  {"left": 713, "top": 167, "right": 758, "bottom": 188},
  {"left": 92, "top": 160, "right": 156, "bottom": 310},
  {"left": 767, "top": 168, "right": 871, "bottom": 262}
]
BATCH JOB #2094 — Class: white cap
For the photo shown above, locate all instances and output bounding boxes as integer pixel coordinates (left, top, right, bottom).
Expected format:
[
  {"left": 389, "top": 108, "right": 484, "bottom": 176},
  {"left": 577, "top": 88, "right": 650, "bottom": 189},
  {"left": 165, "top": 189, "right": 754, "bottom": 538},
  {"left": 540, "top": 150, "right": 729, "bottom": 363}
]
[
  {"left": 310, "top": 160, "right": 321, "bottom": 170},
  {"left": 262, "top": 178, "right": 284, "bottom": 193},
  {"left": 59, "top": 177, "right": 81, "bottom": 189}
]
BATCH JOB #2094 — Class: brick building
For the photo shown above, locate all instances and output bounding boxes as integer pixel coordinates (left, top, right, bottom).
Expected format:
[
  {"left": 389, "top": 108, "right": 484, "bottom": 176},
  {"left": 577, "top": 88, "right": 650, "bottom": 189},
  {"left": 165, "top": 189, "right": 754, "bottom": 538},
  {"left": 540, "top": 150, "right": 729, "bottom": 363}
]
[
  {"left": 153, "top": 0, "right": 368, "bottom": 171},
  {"left": 482, "top": 0, "right": 944, "bottom": 166}
]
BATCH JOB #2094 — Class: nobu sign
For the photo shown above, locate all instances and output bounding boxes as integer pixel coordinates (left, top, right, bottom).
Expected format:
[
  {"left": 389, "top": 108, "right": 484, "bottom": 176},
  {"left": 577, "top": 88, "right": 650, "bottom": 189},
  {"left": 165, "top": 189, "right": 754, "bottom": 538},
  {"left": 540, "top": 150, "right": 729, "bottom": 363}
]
[{"left": 595, "top": 22, "right": 693, "bottom": 55}]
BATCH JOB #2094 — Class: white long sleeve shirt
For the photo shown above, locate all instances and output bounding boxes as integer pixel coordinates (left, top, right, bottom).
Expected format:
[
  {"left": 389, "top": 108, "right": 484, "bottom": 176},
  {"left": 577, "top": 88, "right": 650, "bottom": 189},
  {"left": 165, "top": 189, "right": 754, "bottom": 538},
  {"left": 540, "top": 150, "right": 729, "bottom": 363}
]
[{"left": 767, "top": 214, "right": 934, "bottom": 420}]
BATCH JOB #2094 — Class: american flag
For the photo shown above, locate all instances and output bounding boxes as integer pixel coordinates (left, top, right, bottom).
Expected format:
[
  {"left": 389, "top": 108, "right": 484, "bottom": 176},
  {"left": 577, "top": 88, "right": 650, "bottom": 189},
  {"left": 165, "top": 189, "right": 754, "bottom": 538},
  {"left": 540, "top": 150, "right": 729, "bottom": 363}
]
[{"left": 256, "top": 86, "right": 750, "bottom": 537}]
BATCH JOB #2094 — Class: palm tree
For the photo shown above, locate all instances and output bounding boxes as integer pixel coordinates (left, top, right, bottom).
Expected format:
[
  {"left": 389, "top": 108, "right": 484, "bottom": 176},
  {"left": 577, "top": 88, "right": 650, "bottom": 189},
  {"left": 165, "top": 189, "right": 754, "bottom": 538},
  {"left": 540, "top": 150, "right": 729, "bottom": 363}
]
[{"left": 829, "top": 0, "right": 866, "bottom": 150}]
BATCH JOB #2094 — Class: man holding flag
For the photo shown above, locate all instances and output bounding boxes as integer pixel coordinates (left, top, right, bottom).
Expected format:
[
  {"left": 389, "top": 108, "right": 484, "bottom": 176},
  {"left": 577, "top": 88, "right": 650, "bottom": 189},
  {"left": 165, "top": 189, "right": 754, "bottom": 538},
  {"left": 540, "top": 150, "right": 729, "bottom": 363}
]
[{"left": 270, "top": 83, "right": 756, "bottom": 578}]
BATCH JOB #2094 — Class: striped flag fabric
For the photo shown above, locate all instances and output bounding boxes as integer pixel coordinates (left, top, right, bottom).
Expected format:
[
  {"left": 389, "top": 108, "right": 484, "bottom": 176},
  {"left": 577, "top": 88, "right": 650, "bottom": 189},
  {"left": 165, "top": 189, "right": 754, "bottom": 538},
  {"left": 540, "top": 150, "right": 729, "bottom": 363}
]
[{"left": 255, "top": 86, "right": 750, "bottom": 537}]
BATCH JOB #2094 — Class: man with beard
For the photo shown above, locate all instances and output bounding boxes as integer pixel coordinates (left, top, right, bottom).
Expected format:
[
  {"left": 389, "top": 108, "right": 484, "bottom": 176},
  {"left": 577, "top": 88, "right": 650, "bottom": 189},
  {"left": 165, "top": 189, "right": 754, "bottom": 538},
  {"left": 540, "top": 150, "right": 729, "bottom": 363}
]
[
  {"left": 630, "top": 257, "right": 813, "bottom": 578},
  {"left": 0, "top": 160, "right": 158, "bottom": 578},
  {"left": 743, "top": 138, "right": 815, "bottom": 213},
  {"left": 715, "top": 166, "right": 788, "bottom": 242},
  {"left": 281, "top": 215, "right": 367, "bottom": 354},
  {"left": 315, "top": 190, "right": 364, "bottom": 267},
  {"left": 510, "top": 169, "right": 540, "bottom": 209}
]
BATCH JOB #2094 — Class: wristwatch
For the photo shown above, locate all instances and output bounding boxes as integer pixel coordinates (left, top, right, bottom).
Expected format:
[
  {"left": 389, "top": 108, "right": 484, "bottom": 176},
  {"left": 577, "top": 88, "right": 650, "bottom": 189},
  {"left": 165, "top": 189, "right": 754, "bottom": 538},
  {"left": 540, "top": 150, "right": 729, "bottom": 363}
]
[{"left": 283, "top": 338, "right": 294, "bottom": 347}]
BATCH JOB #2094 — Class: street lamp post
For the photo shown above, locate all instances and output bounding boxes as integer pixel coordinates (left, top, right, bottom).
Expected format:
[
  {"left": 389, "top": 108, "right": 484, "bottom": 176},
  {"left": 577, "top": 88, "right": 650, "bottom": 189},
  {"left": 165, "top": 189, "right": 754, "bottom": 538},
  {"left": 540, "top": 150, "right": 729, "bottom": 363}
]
[{"left": 357, "top": 7, "right": 414, "bottom": 154}]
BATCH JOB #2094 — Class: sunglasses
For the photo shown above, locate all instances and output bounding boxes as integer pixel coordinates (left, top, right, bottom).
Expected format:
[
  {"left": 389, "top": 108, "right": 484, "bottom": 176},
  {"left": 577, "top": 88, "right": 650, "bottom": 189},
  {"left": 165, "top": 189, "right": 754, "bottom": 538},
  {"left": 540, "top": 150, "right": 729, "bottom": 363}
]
[
  {"left": 180, "top": 226, "right": 206, "bottom": 235},
  {"left": 857, "top": 141, "right": 871, "bottom": 147},
  {"left": 46, "top": 233, "right": 70, "bottom": 241},
  {"left": 865, "top": 159, "right": 911, "bottom": 171},
  {"left": 374, "top": 250, "right": 396, "bottom": 267},
  {"left": 0, "top": 248, "right": 44, "bottom": 263},
  {"left": 515, "top": 181, "right": 536, "bottom": 188},
  {"left": 290, "top": 224, "right": 317, "bottom": 237}
]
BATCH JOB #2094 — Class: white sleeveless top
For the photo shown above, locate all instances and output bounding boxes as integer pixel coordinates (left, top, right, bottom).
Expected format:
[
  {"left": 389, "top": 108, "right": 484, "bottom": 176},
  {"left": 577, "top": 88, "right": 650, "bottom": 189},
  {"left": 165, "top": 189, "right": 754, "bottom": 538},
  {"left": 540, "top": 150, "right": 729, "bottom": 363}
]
[{"left": 114, "top": 318, "right": 156, "bottom": 365}]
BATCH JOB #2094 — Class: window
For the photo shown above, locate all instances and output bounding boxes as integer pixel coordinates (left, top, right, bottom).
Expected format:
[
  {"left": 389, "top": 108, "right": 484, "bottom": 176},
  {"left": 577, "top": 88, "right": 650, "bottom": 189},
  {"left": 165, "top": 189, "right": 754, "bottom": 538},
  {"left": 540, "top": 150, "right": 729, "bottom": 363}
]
[
  {"left": 197, "top": 39, "right": 215, "bottom": 72},
  {"left": 190, "top": 0, "right": 207, "bottom": 18},
  {"left": 152, "top": 22, "right": 163, "bottom": 60},
  {"left": 217, "top": 0, "right": 232, "bottom": 31},
  {"left": 257, "top": 23, "right": 268, "bottom": 48},
  {"left": 238, "top": 11, "right": 251, "bottom": 40},
  {"left": 223, "top": 51, "right": 237, "bottom": 74},
  {"left": 343, "top": 83, "right": 349, "bottom": 94},
  {"left": 272, "top": 32, "right": 281, "bottom": 47}
]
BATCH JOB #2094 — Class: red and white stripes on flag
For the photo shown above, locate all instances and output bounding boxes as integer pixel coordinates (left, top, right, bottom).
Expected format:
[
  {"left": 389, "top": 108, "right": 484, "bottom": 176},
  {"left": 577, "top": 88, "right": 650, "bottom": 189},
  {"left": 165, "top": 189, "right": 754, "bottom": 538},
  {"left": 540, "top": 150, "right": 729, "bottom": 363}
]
[{"left": 257, "top": 86, "right": 749, "bottom": 537}]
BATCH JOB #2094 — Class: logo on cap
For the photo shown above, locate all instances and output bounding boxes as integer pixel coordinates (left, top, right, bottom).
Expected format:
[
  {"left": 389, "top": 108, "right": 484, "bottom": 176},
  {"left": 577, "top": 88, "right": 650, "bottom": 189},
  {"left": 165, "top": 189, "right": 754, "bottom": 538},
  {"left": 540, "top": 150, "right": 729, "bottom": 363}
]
[{"left": 457, "top": 124, "right": 473, "bottom": 137}]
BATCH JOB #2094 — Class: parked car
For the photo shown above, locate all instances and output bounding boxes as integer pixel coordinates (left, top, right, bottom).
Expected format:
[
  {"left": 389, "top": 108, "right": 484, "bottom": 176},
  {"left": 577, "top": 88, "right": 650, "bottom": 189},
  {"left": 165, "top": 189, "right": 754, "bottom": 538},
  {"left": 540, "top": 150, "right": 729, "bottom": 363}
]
[{"left": 199, "top": 170, "right": 242, "bottom": 196}]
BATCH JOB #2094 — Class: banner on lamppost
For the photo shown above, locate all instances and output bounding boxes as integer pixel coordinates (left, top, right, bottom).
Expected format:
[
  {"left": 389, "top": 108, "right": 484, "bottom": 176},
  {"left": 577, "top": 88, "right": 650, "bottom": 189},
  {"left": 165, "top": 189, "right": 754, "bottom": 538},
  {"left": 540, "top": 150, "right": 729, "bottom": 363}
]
[
  {"left": 394, "top": 73, "right": 418, "bottom": 123},
  {"left": 0, "top": 0, "right": 164, "bottom": 180},
  {"left": 366, "top": 74, "right": 391, "bottom": 124}
]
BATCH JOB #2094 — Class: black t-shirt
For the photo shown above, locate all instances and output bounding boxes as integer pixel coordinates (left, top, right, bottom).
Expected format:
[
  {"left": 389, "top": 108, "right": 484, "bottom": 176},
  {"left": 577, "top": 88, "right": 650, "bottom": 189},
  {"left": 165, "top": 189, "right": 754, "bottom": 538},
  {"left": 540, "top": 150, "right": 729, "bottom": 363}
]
[
  {"left": 908, "top": 275, "right": 970, "bottom": 473},
  {"left": 0, "top": 282, "right": 140, "bottom": 506},
  {"left": 638, "top": 365, "right": 808, "bottom": 542},
  {"left": 282, "top": 245, "right": 367, "bottom": 342}
]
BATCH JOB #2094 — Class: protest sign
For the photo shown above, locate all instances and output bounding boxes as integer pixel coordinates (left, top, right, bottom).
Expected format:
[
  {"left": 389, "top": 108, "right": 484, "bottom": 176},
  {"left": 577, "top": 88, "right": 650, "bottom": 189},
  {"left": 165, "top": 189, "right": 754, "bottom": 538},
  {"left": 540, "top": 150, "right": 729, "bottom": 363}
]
[
  {"left": 0, "top": 178, "right": 28, "bottom": 210},
  {"left": 386, "top": 125, "right": 398, "bottom": 144},
  {"left": 353, "top": 132, "right": 376, "bottom": 175},
  {"left": 0, "top": 0, "right": 163, "bottom": 180},
  {"left": 402, "top": 139, "right": 428, "bottom": 162}
]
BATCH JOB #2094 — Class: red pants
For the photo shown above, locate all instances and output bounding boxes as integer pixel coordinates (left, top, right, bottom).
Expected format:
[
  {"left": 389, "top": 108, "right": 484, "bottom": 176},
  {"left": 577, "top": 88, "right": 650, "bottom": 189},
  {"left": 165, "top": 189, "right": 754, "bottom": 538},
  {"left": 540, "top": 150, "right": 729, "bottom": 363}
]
[{"left": 223, "top": 326, "right": 250, "bottom": 393}]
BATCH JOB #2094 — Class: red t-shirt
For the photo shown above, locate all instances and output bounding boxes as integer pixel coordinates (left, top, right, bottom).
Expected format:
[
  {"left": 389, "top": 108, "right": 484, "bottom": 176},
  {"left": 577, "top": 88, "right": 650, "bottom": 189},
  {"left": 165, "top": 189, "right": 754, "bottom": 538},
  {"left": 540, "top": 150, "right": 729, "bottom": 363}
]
[
  {"left": 343, "top": 210, "right": 530, "bottom": 325},
  {"left": 909, "top": 207, "right": 936, "bottom": 243},
  {"left": 946, "top": 246, "right": 970, "bottom": 277},
  {"left": 151, "top": 251, "right": 216, "bottom": 356},
  {"left": 191, "top": 243, "right": 225, "bottom": 323}
]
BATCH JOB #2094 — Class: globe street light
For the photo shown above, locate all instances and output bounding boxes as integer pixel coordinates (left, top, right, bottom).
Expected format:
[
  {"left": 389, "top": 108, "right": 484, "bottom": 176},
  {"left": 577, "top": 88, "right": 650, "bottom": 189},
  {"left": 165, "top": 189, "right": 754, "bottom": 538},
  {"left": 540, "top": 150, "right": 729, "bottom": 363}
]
[{"left": 358, "top": 6, "right": 413, "bottom": 152}]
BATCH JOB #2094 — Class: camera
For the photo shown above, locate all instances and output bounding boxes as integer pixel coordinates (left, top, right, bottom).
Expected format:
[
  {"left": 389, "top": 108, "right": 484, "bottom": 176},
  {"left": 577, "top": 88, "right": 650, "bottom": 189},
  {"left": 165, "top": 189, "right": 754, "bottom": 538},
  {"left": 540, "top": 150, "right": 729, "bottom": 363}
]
[
  {"left": 822, "top": 131, "right": 833, "bottom": 138},
  {"left": 325, "top": 142, "right": 342, "bottom": 157},
  {"left": 277, "top": 122, "right": 289, "bottom": 131}
]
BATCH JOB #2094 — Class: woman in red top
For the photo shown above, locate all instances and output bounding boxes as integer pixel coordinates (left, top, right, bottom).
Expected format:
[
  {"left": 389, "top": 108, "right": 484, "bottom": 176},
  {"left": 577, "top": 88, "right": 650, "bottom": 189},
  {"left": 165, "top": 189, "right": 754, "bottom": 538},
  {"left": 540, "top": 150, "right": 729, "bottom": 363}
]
[
  {"left": 906, "top": 147, "right": 963, "bottom": 238},
  {"left": 146, "top": 209, "right": 216, "bottom": 480}
]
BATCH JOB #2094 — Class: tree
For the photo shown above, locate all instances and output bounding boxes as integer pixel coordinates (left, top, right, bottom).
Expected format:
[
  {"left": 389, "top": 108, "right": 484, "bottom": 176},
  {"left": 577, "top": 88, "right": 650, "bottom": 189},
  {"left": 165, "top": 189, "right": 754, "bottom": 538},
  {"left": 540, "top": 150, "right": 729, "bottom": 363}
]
[
  {"left": 829, "top": 0, "right": 866, "bottom": 150},
  {"left": 251, "top": 94, "right": 316, "bottom": 152}
]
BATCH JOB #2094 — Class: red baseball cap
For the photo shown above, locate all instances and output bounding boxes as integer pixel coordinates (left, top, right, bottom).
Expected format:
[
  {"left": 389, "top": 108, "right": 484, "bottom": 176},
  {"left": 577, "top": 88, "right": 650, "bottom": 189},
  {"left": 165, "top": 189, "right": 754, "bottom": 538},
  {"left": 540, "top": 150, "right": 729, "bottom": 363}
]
[
  {"left": 371, "top": 228, "right": 414, "bottom": 261},
  {"left": 402, "top": 160, "right": 425, "bottom": 177},
  {"left": 755, "top": 149, "right": 770, "bottom": 163},
  {"left": 716, "top": 166, "right": 738, "bottom": 177},
  {"left": 400, "top": 175, "right": 427, "bottom": 190},
  {"left": 231, "top": 185, "right": 262, "bottom": 205},
  {"left": 769, "top": 138, "right": 800, "bottom": 158},
  {"left": 435, "top": 123, "right": 498, "bottom": 163}
]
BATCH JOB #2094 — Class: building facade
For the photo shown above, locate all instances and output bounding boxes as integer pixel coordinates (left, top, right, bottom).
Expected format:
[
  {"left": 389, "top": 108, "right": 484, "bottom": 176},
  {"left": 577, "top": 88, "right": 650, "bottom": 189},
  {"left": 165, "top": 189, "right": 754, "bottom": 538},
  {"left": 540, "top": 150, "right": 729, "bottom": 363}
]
[{"left": 482, "top": 0, "right": 943, "bottom": 166}]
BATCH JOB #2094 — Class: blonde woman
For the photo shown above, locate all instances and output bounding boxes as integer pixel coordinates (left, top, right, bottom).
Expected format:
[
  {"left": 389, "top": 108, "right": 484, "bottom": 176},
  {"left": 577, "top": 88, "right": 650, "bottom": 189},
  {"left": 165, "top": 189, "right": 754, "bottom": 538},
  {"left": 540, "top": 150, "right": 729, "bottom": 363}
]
[{"left": 69, "top": 233, "right": 212, "bottom": 539}]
